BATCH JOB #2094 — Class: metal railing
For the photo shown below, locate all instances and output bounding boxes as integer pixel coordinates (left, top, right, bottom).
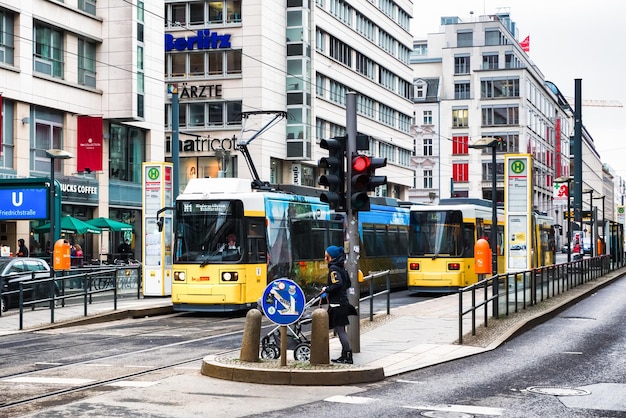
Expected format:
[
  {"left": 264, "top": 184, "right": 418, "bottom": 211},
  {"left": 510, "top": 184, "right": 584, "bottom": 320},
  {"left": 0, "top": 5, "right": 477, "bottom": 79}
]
[
  {"left": 0, "top": 264, "right": 142, "bottom": 330},
  {"left": 359, "top": 270, "right": 391, "bottom": 321},
  {"left": 458, "top": 255, "right": 615, "bottom": 344}
]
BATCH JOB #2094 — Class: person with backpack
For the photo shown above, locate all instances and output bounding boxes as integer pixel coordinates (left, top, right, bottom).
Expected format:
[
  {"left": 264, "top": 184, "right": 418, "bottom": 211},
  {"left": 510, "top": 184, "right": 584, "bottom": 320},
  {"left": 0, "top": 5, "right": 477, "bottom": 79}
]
[{"left": 322, "top": 245, "right": 356, "bottom": 364}]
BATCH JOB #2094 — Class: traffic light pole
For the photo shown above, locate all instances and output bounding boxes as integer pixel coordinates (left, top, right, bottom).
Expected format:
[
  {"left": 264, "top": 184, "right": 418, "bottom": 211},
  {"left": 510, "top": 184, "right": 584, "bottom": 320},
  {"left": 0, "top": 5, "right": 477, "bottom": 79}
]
[{"left": 346, "top": 92, "right": 360, "bottom": 353}]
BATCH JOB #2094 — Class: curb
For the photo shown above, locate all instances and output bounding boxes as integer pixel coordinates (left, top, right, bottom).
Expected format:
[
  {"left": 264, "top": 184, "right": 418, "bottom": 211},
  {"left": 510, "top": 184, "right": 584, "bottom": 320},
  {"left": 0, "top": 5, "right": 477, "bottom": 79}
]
[
  {"left": 26, "top": 305, "right": 174, "bottom": 331},
  {"left": 200, "top": 354, "right": 385, "bottom": 386}
]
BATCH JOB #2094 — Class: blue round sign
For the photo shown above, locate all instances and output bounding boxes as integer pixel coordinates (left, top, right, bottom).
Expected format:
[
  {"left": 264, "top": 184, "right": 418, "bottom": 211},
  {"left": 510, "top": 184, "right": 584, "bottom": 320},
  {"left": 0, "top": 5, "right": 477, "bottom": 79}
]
[{"left": 261, "top": 278, "right": 306, "bottom": 325}]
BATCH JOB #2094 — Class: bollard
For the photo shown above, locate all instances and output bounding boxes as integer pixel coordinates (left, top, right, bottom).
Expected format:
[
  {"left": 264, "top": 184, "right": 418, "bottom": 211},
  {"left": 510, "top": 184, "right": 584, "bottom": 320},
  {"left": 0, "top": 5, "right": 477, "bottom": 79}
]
[
  {"left": 240, "top": 308, "right": 262, "bottom": 362},
  {"left": 309, "top": 308, "right": 330, "bottom": 365}
]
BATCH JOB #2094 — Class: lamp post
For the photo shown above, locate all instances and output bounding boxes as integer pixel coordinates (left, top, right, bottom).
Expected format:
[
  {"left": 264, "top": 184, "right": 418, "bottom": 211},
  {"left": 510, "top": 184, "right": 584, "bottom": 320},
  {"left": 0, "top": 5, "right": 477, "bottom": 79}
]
[
  {"left": 555, "top": 176, "right": 573, "bottom": 263},
  {"left": 469, "top": 137, "right": 499, "bottom": 316},
  {"left": 46, "top": 149, "right": 73, "bottom": 253}
]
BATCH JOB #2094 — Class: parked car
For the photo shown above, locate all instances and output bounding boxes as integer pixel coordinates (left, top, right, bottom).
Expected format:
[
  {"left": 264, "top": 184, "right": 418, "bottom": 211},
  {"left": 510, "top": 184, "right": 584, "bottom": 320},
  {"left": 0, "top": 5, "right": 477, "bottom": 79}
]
[
  {"left": 0, "top": 257, "right": 51, "bottom": 312},
  {"left": 561, "top": 243, "right": 571, "bottom": 254}
]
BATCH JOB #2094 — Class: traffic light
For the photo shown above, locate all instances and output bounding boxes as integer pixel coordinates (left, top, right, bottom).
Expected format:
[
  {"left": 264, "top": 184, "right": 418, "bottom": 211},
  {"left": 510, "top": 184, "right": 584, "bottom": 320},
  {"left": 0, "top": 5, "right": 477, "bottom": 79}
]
[
  {"left": 367, "top": 157, "right": 387, "bottom": 191},
  {"left": 350, "top": 154, "right": 371, "bottom": 212},
  {"left": 318, "top": 137, "right": 346, "bottom": 211},
  {"left": 350, "top": 155, "right": 388, "bottom": 212}
]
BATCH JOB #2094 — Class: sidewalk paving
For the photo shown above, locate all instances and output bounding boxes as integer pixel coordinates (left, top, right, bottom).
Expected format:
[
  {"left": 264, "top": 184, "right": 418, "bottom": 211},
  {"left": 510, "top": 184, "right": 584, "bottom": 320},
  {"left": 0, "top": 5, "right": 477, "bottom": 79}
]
[{"left": 2, "top": 267, "right": 624, "bottom": 385}]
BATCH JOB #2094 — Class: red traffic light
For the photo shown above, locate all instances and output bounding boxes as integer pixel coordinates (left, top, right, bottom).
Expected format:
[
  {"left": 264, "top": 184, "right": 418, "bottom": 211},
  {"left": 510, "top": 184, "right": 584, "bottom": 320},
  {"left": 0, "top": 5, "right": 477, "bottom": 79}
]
[{"left": 352, "top": 155, "right": 370, "bottom": 172}]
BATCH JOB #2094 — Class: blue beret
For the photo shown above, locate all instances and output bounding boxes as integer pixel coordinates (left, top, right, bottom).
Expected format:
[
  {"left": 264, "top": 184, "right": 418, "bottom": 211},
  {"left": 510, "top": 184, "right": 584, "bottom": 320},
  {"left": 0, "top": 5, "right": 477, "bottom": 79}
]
[{"left": 326, "top": 245, "right": 343, "bottom": 260}]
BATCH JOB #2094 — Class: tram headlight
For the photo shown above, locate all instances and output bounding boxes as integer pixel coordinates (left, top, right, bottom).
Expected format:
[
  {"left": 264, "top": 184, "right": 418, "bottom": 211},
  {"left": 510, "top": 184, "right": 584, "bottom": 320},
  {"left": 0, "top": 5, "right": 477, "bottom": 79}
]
[
  {"left": 174, "top": 271, "right": 186, "bottom": 282},
  {"left": 221, "top": 271, "right": 239, "bottom": 282}
]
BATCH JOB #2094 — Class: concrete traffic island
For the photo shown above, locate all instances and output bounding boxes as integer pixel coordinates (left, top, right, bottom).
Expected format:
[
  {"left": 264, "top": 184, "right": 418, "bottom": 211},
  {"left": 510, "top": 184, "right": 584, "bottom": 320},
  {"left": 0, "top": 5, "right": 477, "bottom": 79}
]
[
  {"left": 200, "top": 308, "right": 385, "bottom": 385},
  {"left": 200, "top": 354, "right": 385, "bottom": 386}
]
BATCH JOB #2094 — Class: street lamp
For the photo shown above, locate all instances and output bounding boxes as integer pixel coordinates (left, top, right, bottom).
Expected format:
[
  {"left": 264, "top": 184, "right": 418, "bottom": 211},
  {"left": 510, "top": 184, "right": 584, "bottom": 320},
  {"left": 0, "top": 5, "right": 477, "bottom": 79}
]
[
  {"left": 555, "top": 176, "right": 573, "bottom": 263},
  {"left": 469, "top": 137, "right": 499, "bottom": 316},
  {"left": 46, "top": 149, "right": 73, "bottom": 250}
]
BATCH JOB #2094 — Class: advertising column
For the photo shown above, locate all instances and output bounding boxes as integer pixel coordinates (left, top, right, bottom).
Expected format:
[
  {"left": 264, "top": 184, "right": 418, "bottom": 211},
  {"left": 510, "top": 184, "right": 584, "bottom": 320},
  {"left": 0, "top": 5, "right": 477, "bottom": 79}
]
[
  {"left": 504, "top": 154, "right": 533, "bottom": 272},
  {"left": 142, "top": 162, "right": 174, "bottom": 296}
]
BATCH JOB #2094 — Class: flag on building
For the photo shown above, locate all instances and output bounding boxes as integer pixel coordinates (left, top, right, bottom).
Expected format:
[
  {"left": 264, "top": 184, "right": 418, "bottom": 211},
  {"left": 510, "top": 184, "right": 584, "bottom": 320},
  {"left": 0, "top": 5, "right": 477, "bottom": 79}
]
[
  {"left": 77, "top": 115, "right": 103, "bottom": 172},
  {"left": 520, "top": 35, "right": 530, "bottom": 53}
]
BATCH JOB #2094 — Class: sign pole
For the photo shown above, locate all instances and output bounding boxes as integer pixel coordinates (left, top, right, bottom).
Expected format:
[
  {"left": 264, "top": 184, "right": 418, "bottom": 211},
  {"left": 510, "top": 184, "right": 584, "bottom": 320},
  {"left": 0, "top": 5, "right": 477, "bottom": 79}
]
[{"left": 346, "top": 92, "right": 360, "bottom": 353}]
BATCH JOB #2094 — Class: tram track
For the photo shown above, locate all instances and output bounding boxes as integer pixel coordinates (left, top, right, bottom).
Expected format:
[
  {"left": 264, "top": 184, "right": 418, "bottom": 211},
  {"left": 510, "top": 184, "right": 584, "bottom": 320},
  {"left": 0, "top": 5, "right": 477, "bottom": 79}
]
[{"left": 0, "top": 316, "right": 251, "bottom": 417}]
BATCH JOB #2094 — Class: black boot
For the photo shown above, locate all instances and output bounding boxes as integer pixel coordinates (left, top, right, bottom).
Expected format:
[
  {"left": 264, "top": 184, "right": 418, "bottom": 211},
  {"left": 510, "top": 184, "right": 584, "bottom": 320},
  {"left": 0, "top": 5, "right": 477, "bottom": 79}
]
[
  {"left": 332, "top": 351, "right": 346, "bottom": 363},
  {"left": 344, "top": 350, "right": 353, "bottom": 364}
]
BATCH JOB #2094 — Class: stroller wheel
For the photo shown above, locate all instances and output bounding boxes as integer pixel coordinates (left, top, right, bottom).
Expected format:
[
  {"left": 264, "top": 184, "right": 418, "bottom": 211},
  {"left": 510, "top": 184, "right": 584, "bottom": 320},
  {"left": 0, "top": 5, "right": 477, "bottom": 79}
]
[
  {"left": 260, "top": 344, "right": 279, "bottom": 360},
  {"left": 293, "top": 343, "right": 311, "bottom": 361}
]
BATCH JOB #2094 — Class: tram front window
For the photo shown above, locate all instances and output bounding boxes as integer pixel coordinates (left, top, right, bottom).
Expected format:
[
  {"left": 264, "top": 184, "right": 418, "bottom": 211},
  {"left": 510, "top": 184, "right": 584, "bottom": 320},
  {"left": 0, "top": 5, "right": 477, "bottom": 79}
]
[
  {"left": 174, "top": 200, "right": 244, "bottom": 263},
  {"left": 409, "top": 210, "right": 464, "bottom": 257}
]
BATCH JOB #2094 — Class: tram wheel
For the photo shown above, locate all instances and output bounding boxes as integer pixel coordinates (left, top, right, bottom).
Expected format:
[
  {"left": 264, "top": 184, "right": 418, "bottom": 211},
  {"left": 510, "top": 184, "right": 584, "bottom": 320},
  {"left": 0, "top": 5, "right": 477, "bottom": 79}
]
[
  {"left": 293, "top": 343, "right": 311, "bottom": 361},
  {"left": 260, "top": 344, "right": 279, "bottom": 360}
]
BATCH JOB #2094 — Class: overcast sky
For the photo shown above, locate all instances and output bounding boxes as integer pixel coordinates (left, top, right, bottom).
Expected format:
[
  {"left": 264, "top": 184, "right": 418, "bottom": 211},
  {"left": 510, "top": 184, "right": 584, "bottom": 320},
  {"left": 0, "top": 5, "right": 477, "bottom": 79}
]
[{"left": 411, "top": 1, "right": 626, "bottom": 178}]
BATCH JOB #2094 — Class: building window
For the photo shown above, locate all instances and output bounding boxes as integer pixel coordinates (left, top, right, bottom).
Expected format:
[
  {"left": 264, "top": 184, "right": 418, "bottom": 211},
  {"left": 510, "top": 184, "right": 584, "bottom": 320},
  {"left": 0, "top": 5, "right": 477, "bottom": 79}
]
[
  {"left": 481, "top": 78, "right": 520, "bottom": 98},
  {"left": 482, "top": 106, "right": 519, "bottom": 126},
  {"left": 78, "top": 39, "right": 96, "bottom": 87},
  {"left": 452, "top": 163, "right": 468, "bottom": 182},
  {"left": 457, "top": 31, "right": 473, "bottom": 47},
  {"left": 0, "top": 9, "right": 14, "bottom": 65},
  {"left": 482, "top": 54, "right": 498, "bottom": 70},
  {"left": 423, "top": 169, "right": 433, "bottom": 189},
  {"left": 32, "top": 110, "right": 63, "bottom": 174},
  {"left": 454, "top": 82, "right": 471, "bottom": 100},
  {"left": 423, "top": 138, "right": 432, "bottom": 156},
  {"left": 452, "top": 136, "right": 468, "bottom": 155},
  {"left": 481, "top": 161, "right": 505, "bottom": 182},
  {"left": 505, "top": 52, "right": 521, "bottom": 69},
  {"left": 169, "top": 100, "right": 242, "bottom": 129},
  {"left": 423, "top": 110, "right": 433, "bottom": 125},
  {"left": 109, "top": 124, "right": 146, "bottom": 183},
  {"left": 34, "top": 22, "right": 64, "bottom": 78},
  {"left": 485, "top": 29, "right": 504, "bottom": 46},
  {"left": 0, "top": 97, "right": 14, "bottom": 169},
  {"left": 454, "top": 56, "right": 470, "bottom": 74},
  {"left": 137, "top": 3, "right": 145, "bottom": 119},
  {"left": 481, "top": 132, "right": 519, "bottom": 153},
  {"left": 414, "top": 80, "right": 426, "bottom": 100},
  {"left": 78, "top": 0, "right": 97, "bottom": 15},
  {"left": 452, "top": 108, "right": 468, "bottom": 128}
]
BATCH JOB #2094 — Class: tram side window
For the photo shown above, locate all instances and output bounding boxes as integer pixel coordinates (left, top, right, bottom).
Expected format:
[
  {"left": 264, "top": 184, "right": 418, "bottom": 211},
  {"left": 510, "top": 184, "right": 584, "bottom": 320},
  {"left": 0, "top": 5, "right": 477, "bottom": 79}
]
[
  {"left": 462, "top": 224, "right": 475, "bottom": 257},
  {"left": 362, "top": 224, "right": 376, "bottom": 257},
  {"left": 291, "top": 220, "right": 326, "bottom": 261},
  {"left": 247, "top": 218, "right": 266, "bottom": 263}
]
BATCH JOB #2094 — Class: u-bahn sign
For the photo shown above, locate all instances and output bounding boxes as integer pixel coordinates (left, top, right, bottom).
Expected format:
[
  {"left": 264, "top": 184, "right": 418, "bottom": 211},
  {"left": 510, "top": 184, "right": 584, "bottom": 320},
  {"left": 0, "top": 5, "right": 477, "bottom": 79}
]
[{"left": 0, "top": 179, "right": 50, "bottom": 220}]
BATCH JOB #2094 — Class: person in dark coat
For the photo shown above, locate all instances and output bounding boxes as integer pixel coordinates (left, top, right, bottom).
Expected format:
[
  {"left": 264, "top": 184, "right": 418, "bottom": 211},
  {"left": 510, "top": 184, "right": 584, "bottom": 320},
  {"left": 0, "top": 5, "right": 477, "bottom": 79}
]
[
  {"left": 322, "top": 245, "right": 355, "bottom": 364},
  {"left": 17, "top": 238, "right": 29, "bottom": 257}
]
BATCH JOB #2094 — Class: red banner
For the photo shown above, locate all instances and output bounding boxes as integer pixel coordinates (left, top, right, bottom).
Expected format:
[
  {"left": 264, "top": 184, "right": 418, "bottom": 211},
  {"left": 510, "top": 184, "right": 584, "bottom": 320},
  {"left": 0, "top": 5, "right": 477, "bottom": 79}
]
[
  {"left": 0, "top": 94, "right": 3, "bottom": 155},
  {"left": 519, "top": 35, "right": 530, "bottom": 53},
  {"left": 77, "top": 116, "right": 103, "bottom": 172}
]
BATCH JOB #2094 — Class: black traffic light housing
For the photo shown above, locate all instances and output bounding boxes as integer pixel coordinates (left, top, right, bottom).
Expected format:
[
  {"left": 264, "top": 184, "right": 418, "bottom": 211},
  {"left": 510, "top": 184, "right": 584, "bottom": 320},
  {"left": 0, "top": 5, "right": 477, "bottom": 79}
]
[
  {"left": 318, "top": 137, "right": 346, "bottom": 211},
  {"left": 350, "top": 154, "right": 387, "bottom": 213},
  {"left": 350, "top": 153, "right": 371, "bottom": 212},
  {"left": 367, "top": 157, "right": 387, "bottom": 191}
]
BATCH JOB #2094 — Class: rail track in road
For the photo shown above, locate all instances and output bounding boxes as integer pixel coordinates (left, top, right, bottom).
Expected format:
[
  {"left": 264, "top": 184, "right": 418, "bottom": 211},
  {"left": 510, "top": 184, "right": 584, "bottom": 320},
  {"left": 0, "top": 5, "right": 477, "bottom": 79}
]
[{"left": 0, "top": 314, "right": 251, "bottom": 417}]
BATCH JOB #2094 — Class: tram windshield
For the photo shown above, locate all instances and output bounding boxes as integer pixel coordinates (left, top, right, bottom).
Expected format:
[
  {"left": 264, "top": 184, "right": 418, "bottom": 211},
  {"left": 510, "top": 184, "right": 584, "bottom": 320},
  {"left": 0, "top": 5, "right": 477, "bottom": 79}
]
[
  {"left": 174, "top": 200, "right": 244, "bottom": 263},
  {"left": 409, "top": 210, "right": 464, "bottom": 257}
]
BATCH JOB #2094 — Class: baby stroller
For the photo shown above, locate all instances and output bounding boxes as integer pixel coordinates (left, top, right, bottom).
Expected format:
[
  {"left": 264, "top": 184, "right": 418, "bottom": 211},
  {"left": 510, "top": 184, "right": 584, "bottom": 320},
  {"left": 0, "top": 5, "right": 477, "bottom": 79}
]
[{"left": 260, "top": 292, "right": 323, "bottom": 361}]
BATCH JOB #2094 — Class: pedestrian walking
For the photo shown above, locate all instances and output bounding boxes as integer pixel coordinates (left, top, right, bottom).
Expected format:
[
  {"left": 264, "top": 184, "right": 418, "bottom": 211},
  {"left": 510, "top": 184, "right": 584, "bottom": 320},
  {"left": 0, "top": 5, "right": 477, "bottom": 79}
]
[
  {"left": 16, "top": 238, "right": 29, "bottom": 257},
  {"left": 322, "top": 245, "right": 356, "bottom": 364}
]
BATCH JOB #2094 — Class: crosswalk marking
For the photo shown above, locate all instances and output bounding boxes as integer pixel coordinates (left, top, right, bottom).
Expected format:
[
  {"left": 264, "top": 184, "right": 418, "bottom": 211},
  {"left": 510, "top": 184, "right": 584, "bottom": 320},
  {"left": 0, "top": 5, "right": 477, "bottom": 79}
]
[
  {"left": 404, "top": 404, "right": 504, "bottom": 415},
  {"left": 324, "top": 395, "right": 377, "bottom": 404}
]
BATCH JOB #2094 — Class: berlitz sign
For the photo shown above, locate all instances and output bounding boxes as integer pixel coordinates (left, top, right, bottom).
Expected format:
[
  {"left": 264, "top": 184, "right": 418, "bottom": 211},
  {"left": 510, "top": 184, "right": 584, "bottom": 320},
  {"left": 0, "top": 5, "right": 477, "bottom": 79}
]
[{"left": 165, "top": 30, "right": 232, "bottom": 51}]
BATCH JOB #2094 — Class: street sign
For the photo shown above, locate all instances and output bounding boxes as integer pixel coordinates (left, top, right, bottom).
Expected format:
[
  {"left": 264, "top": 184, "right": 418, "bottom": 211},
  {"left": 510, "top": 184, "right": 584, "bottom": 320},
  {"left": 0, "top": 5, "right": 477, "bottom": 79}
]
[{"left": 261, "top": 278, "right": 306, "bottom": 326}]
